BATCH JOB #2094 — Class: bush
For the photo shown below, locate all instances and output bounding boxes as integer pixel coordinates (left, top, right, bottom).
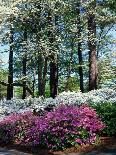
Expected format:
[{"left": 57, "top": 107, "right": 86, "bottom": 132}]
[
  {"left": 0, "top": 111, "right": 36, "bottom": 144},
  {"left": 0, "top": 104, "right": 105, "bottom": 150},
  {"left": 0, "top": 88, "right": 115, "bottom": 120},
  {"left": 91, "top": 102, "right": 116, "bottom": 136}
]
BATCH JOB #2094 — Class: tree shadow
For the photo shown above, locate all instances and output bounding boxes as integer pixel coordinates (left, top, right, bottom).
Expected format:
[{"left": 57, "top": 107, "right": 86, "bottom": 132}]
[
  {"left": 0, "top": 144, "right": 55, "bottom": 155},
  {"left": 80, "top": 148, "right": 116, "bottom": 155}
]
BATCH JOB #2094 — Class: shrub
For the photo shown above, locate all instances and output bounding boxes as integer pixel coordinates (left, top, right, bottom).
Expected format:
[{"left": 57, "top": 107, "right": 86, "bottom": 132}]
[
  {"left": 0, "top": 104, "right": 105, "bottom": 150},
  {"left": 0, "top": 111, "right": 36, "bottom": 144},
  {"left": 91, "top": 102, "right": 116, "bottom": 136},
  {"left": 0, "top": 88, "right": 115, "bottom": 120}
]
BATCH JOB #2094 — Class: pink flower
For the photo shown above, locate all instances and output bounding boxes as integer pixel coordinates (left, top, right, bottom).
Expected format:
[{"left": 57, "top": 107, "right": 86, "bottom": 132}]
[{"left": 75, "top": 138, "right": 82, "bottom": 144}]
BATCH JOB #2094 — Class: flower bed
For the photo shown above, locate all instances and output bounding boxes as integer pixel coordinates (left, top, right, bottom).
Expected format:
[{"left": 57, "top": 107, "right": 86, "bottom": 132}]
[
  {"left": 0, "top": 88, "right": 116, "bottom": 137},
  {"left": 0, "top": 104, "right": 105, "bottom": 150},
  {"left": 0, "top": 88, "right": 116, "bottom": 120}
]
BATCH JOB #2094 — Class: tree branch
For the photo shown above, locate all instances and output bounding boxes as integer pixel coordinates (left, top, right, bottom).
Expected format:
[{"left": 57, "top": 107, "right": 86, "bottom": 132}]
[
  {"left": 0, "top": 81, "right": 33, "bottom": 95},
  {"left": 0, "top": 81, "right": 8, "bottom": 86}
]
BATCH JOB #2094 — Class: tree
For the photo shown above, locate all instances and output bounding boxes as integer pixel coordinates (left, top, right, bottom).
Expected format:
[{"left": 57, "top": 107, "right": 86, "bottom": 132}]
[
  {"left": 76, "top": 0, "right": 84, "bottom": 92},
  {"left": 0, "top": 0, "right": 115, "bottom": 100},
  {"left": 22, "top": 29, "right": 27, "bottom": 99},
  {"left": 87, "top": 0, "right": 98, "bottom": 90},
  {"left": 47, "top": 5, "right": 58, "bottom": 98},
  {"left": 7, "top": 15, "right": 14, "bottom": 100}
]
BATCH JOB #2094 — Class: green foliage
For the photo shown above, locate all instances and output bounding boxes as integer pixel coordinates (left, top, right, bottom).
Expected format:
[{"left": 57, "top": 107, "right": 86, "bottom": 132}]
[
  {"left": 98, "top": 58, "right": 116, "bottom": 88},
  {"left": 59, "top": 77, "right": 80, "bottom": 93},
  {"left": 45, "top": 84, "right": 50, "bottom": 98},
  {"left": 14, "top": 87, "right": 23, "bottom": 98},
  {"left": 91, "top": 102, "right": 116, "bottom": 136},
  {"left": 0, "top": 69, "right": 7, "bottom": 99}
]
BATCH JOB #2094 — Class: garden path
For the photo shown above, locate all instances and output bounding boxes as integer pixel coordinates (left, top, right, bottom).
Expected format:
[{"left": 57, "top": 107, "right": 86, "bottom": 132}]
[
  {"left": 1, "top": 147, "right": 116, "bottom": 155},
  {"left": 0, "top": 147, "right": 32, "bottom": 155}
]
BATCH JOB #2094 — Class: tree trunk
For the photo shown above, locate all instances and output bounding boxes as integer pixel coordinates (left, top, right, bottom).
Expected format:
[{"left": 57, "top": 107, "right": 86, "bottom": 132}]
[
  {"left": 88, "top": 2, "right": 98, "bottom": 90},
  {"left": 36, "top": 4, "right": 45, "bottom": 97},
  {"left": 42, "top": 57, "right": 48, "bottom": 97},
  {"left": 50, "top": 56, "right": 58, "bottom": 98},
  {"left": 38, "top": 54, "right": 44, "bottom": 96},
  {"left": 38, "top": 55, "right": 48, "bottom": 97},
  {"left": 77, "top": 1, "right": 84, "bottom": 93},
  {"left": 78, "top": 42, "right": 84, "bottom": 92},
  {"left": 48, "top": 11, "right": 58, "bottom": 98},
  {"left": 22, "top": 30, "right": 27, "bottom": 99},
  {"left": 7, "top": 18, "right": 13, "bottom": 100},
  {"left": 32, "top": 76, "right": 35, "bottom": 98}
]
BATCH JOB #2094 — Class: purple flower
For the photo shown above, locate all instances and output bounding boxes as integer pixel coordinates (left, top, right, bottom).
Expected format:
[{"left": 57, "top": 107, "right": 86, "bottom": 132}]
[
  {"left": 0, "top": 104, "right": 105, "bottom": 150},
  {"left": 75, "top": 138, "right": 82, "bottom": 144}
]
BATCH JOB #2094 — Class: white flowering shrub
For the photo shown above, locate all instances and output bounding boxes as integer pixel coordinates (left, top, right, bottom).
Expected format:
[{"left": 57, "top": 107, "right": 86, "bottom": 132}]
[
  {"left": 0, "top": 88, "right": 116, "bottom": 120},
  {"left": 56, "top": 88, "right": 116, "bottom": 105}
]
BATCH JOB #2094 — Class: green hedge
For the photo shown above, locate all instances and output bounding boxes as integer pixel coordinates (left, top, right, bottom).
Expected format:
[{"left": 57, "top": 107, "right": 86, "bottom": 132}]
[{"left": 90, "top": 102, "right": 116, "bottom": 136}]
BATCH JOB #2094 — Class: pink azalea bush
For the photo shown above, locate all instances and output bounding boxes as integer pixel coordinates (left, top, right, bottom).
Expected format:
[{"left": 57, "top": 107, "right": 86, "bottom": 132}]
[
  {"left": 0, "top": 104, "right": 105, "bottom": 150},
  {"left": 0, "top": 111, "right": 36, "bottom": 144}
]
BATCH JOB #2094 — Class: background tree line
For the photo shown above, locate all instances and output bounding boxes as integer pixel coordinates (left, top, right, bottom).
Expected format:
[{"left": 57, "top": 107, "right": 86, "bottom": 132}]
[{"left": 0, "top": 0, "right": 116, "bottom": 100}]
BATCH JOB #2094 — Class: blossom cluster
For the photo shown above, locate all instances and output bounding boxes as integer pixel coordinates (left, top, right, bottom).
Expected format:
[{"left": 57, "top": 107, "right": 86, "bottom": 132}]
[
  {"left": 0, "top": 88, "right": 116, "bottom": 120},
  {"left": 0, "top": 104, "right": 105, "bottom": 150}
]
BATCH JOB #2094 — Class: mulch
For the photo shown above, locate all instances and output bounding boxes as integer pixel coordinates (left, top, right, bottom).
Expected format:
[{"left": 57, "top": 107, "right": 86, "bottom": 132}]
[{"left": 0, "top": 137, "right": 116, "bottom": 155}]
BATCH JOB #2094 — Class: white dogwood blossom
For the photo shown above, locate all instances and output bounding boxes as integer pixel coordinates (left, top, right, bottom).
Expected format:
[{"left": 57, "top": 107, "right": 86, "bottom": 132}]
[{"left": 0, "top": 88, "right": 116, "bottom": 120}]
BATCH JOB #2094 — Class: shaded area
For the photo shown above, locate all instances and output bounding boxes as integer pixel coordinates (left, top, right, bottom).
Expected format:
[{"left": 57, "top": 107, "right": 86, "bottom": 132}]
[
  {"left": 79, "top": 148, "right": 116, "bottom": 155},
  {"left": 0, "top": 145, "right": 54, "bottom": 155},
  {"left": 0, "top": 147, "right": 31, "bottom": 155},
  {"left": 1, "top": 147, "right": 116, "bottom": 155},
  {"left": 0, "top": 137, "right": 116, "bottom": 155}
]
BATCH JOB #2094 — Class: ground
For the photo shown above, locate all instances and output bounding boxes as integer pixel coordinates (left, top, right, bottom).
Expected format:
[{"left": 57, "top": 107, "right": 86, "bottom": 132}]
[{"left": 0, "top": 137, "right": 116, "bottom": 155}]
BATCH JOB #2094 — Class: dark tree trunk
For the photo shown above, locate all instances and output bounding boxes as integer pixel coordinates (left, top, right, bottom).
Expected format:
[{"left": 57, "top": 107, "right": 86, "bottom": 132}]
[
  {"left": 48, "top": 11, "right": 58, "bottom": 98},
  {"left": 42, "top": 57, "right": 48, "bottom": 97},
  {"left": 7, "top": 20, "right": 13, "bottom": 100},
  {"left": 50, "top": 56, "right": 58, "bottom": 98},
  {"left": 38, "top": 56, "right": 48, "bottom": 97},
  {"left": 77, "top": 1, "right": 84, "bottom": 93},
  {"left": 38, "top": 54, "right": 44, "bottom": 96},
  {"left": 36, "top": 4, "right": 45, "bottom": 97},
  {"left": 22, "top": 30, "right": 27, "bottom": 99},
  {"left": 88, "top": 2, "right": 98, "bottom": 90},
  {"left": 78, "top": 42, "right": 84, "bottom": 92},
  {"left": 32, "top": 76, "right": 35, "bottom": 98},
  {"left": 68, "top": 50, "right": 73, "bottom": 78}
]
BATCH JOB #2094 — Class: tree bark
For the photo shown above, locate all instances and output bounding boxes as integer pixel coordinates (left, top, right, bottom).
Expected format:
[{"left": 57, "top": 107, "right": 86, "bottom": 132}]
[
  {"left": 50, "top": 55, "right": 58, "bottom": 98},
  {"left": 88, "top": 2, "right": 98, "bottom": 90},
  {"left": 76, "top": 2, "right": 84, "bottom": 92},
  {"left": 7, "top": 17, "right": 13, "bottom": 100},
  {"left": 32, "top": 76, "right": 35, "bottom": 98},
  {"left": 78, "top": 42, "right": 84, "bottom": 92},
  {"left": 48, "top": 11, "right": 58, "bottom": 98},
  {"left": 42, "top": 57, "right": 48, "bottom": 97},
  {"left": 36, "top": 3, "right": 45, "bottom": 97},
  {"left": 22, "top": 30, "right": 27, "bottom": 99},
  {"left": 38, "top": 54, "right": 44, "bottom": 96},
  {"left": 38, "top": 56, "right": 48, "bottom": 97}
]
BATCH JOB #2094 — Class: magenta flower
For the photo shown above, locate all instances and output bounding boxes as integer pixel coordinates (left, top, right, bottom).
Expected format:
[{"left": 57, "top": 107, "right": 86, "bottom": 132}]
[{"left": 0, "top": 104, "right": 105, "bottom": 150}]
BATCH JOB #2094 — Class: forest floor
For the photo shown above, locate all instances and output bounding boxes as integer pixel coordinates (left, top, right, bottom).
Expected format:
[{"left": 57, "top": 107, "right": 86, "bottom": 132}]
[{"left": 0, "top": 137, "right": 116, "bottom": 155}]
